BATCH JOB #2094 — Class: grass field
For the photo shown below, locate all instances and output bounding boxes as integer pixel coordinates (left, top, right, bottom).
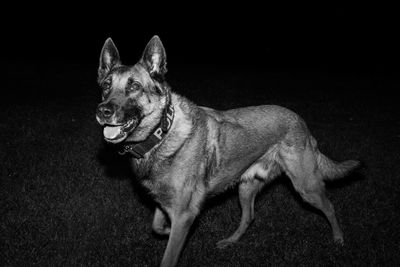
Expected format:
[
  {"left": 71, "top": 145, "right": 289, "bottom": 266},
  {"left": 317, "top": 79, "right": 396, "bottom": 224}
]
[{"left": 1, "top": 63, "right": 399, "bottom": 266}]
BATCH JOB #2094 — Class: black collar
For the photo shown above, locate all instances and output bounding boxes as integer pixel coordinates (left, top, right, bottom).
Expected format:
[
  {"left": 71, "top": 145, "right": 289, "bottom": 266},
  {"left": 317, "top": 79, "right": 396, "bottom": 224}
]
[{"left": 118, "top": 102, "right": 175, "bottom": 158}]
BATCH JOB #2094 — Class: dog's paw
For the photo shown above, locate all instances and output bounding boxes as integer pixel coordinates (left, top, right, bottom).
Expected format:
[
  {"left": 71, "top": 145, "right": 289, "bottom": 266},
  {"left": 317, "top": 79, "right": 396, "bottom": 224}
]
[
  {"left": 334, "top": 235, "right": 344, "bottom": 246},
  {"left": 216, "top": 239, "right": 237, "bottom": 249},
  {"left": 153, "top": 226, "right": 171, "bottom": 236}
]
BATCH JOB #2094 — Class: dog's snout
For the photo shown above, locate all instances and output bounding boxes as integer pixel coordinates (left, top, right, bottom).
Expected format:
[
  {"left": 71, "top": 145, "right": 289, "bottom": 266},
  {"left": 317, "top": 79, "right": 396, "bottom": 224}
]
[{"left": 97, "top": 103, "right": 114, "bottom": 119}]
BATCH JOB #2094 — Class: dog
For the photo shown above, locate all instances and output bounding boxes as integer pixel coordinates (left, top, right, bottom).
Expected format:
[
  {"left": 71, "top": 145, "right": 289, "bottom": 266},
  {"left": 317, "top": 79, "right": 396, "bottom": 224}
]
[{"left": 96, "top": 36, "right": 359, "bottom": 267}]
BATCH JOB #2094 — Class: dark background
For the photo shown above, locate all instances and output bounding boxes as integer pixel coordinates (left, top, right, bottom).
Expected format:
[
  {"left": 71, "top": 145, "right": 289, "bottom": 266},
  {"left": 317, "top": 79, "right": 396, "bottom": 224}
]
[
  {"left": 2, "top": 3, "right": 400, "bottom": 267},
  {"left": 3, "top": 4, "right": 399, "bottom": 73}
]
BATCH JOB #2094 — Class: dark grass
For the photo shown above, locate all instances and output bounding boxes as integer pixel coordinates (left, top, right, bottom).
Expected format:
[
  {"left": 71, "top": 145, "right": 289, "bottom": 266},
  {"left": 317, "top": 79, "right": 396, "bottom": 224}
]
[{"left": 1, "top": 63, "right": 400, "bottom": 266}]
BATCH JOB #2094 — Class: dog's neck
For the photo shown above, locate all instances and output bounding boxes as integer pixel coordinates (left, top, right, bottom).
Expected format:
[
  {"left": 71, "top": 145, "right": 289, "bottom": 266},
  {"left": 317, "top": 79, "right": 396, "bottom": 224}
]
[{"left": 119, "top": 97, "right": 175, "bottom": 158}]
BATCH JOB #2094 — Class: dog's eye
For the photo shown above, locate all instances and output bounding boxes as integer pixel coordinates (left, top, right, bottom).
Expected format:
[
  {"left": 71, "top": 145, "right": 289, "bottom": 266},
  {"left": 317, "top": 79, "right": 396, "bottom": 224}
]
[
  {"left": 102, "top": 79, "right": 111, "bottom": 90},
  {"left": 126, "top": 78, "right": 141, "bottom": 93},
  {"left": 101, "top": 79, "right": 112, "bottom": 98}
]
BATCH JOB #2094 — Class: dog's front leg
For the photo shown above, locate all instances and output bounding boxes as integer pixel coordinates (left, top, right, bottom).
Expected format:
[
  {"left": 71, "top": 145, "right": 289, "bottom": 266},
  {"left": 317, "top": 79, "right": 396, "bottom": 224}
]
[{"left": 160, "top": 211, "right": 197, "bottom": 267}]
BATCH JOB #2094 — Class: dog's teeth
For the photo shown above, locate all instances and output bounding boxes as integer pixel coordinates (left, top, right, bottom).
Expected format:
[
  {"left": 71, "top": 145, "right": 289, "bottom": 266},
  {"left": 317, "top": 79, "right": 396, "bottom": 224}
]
[{"left": 125, "top": 120, "right": 133, "bottom": 128}]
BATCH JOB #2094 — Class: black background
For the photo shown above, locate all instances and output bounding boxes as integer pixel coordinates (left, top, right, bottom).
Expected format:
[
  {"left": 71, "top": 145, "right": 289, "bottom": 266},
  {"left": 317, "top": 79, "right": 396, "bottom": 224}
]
[{"left": 3, "top": 3, "right": 398, "bottom": 75}]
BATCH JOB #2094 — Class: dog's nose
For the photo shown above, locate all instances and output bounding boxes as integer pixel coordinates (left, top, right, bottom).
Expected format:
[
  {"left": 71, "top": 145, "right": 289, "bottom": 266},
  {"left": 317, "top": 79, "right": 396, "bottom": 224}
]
[{"left": 97, "top": 103, "right": 114, "bottom": 119}]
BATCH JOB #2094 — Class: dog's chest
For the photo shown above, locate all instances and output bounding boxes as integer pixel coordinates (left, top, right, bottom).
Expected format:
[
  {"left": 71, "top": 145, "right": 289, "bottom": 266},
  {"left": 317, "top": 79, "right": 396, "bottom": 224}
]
[
  {"left": 131, "top": 158, "right": 175, "bottom": 206},
  {"left": 141, "top": 177, "right": 175, "bottom": 206}
]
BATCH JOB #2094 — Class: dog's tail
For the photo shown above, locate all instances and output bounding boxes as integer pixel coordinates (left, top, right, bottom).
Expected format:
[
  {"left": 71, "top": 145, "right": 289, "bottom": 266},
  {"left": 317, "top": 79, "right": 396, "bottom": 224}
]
[{"left": 317, "top": 152, "right": 360, "bottom": 180}]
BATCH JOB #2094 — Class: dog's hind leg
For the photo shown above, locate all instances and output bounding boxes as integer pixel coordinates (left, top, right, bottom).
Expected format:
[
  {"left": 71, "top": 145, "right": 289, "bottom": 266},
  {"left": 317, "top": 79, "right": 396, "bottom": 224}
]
[
  {"left": 280, "top": 144, "right": 345, "bottom": 244},
  {"left": 217, "top": 178, "right": 265, "bottom": 249}
]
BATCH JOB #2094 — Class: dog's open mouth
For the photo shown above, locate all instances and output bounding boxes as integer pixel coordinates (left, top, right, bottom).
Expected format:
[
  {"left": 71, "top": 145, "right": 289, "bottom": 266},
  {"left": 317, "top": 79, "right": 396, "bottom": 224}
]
[{"left": 103, "top": 119, "right": 137, "bottom": 143}]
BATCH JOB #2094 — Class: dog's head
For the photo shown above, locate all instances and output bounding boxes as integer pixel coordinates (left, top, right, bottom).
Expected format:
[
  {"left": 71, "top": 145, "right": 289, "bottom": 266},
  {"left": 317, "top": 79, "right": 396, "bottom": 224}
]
[{"left": 96, "top": 36, "right": 169, "bottom": 144}]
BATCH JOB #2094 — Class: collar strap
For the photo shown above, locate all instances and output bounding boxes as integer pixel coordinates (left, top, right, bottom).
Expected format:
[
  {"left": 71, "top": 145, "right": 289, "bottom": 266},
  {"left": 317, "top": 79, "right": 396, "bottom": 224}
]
[{"left": 119, "top": 102, "right": 174, "bottom": 158}]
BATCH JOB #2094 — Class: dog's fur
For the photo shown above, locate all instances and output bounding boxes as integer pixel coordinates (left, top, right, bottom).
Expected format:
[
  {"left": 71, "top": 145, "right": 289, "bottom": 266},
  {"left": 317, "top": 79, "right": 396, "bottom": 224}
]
[{"left": 96, "top": 36, "right": 359, "bottom": 267}]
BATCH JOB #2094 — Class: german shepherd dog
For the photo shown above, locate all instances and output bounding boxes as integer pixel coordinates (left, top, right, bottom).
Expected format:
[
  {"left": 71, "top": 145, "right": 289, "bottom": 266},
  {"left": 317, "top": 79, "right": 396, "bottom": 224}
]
[{"left": 96, "top": 36, "right": 359, "bottom": 267}]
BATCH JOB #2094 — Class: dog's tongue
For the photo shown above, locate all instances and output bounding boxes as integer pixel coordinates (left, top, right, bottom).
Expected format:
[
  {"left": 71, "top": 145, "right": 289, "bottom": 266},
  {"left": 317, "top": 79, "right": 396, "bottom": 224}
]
[{"left": 104, "top": 126, "right": 122, "bottom": 140}]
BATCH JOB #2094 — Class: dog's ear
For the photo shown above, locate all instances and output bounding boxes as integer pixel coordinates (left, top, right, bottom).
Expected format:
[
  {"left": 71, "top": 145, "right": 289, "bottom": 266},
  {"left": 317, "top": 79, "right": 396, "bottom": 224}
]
[
  {"left": 98, "top": 38, "right": 120, "bottom": 81},
  {"left": 141, "top": 35, "right": 167, "bottom": 79}
]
